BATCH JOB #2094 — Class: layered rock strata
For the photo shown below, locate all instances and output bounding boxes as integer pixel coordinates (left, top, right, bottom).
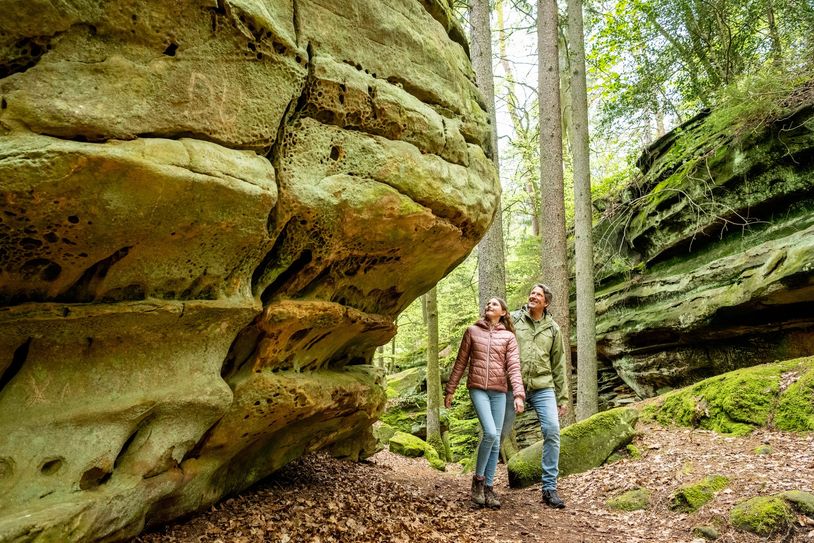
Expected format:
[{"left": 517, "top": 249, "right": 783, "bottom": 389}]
[
  {"left": 593, "top": 88, "right": 814, "bottom": 398},
  {"left": 0, "top": 1, "right": 497, "bottom": 541}
]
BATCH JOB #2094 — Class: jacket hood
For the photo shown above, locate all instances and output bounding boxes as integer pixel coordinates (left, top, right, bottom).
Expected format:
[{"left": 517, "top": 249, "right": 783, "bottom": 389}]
[{"left": 475, "top": 318, "right": 506, "bottom": 331}]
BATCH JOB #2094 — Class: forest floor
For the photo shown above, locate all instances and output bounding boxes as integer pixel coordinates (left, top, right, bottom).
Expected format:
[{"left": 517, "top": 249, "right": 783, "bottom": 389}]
[{"left": 136, "top": 424, "right": 814, "bottom": 543}]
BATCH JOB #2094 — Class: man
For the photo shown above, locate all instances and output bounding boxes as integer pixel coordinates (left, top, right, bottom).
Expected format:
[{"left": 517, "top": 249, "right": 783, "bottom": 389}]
[{"left": 503, "top": 283, "right": 569, "bottom": 508}]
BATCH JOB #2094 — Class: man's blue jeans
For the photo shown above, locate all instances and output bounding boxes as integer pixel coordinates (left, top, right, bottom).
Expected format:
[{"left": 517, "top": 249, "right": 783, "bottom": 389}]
[
  {"left": 469, "top": 388, "right": 506, "bottom": 487},
  {"left": 503, "top": 387, "right": 560, "bottom": 490}
]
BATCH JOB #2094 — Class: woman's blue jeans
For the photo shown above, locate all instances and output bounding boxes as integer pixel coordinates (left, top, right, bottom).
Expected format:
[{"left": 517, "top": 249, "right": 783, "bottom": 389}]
[
  {"left": 469, "top": 388, "right": 506, "bottom": 486},
  {"left": 502, "top": 387, "right": 560, "bottom": 490}
]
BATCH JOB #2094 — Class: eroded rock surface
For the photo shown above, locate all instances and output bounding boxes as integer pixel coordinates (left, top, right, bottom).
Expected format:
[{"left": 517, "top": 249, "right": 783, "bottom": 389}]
[
  {"left": 593, "top": 87, "right": 814, "bottom": 400},
  {"left": 0, "top": 1, "right": 497, "bottom": 541}
]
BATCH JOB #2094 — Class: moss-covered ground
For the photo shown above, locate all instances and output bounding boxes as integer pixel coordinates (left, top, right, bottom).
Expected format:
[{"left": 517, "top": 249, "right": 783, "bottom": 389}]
[{"left": 648, "top": 356, "right": 814, "bottom": 435}]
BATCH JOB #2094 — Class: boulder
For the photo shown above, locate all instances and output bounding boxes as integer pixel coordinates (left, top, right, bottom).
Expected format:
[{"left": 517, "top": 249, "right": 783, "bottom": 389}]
[
  {"left": 0, "top": 1, "right": 497, "bottom": 540},
  {"left": 669, "top": 475, "right": 729, "bottom": 513},
  {"left": 386, "top": 366, "right": 426, "bottom": 399},
  {"left": 388, "top": 431, "right": 445, "bottom": 471},
  {"left": 507, "top": 406, "right": 638, "bottom": 488},
  {"left": 606, "top": 488, "right": 651, "bottom": 511},
  {"left": 730, "top": 495, "right": 796, "bottom": 537}
]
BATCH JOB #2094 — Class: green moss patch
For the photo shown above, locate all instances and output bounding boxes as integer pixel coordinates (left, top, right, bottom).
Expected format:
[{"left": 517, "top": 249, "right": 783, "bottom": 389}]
[
  {"left": 730, "top": 495, "right": 795, "bottom": 536},
  {"left": 670, "top": 475, "right": 729, "bottom": 513},
  {"left": 775, "top": 367, "right": 814, "bottom": 431},
  {"left": 753, "top": 445, "right": 772, "bottom": 455},
  {"left": 652, "top": 357, "right": 814, "bottom": 435},
  {"left": 388, "top": 431, "right": 445, "bottom": 471},
  {"left": 607, "top": 488, "right": 651, "bottom": 511}
]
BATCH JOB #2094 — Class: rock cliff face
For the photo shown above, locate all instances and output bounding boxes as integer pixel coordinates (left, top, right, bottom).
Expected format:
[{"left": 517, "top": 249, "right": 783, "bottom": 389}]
[
  {"left": 593, "top": 83, "right": 814, "bottom": 401},
  {"left": 0, "top": 1, "right": 497, "bottom": 541}
]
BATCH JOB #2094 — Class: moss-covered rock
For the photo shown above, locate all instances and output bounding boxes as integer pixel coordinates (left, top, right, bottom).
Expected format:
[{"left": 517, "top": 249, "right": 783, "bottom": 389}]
[
  {"left": 373, "top": 422, "right": 397, "bottom": 447},
  {"left": 670, "top": 475, "right": 729, "bottom": 513},
  {"left": 649, "top": 357, "right": 814, "bottom": 435},
  {"left": 775, "top": 364, "right": 814, "bottom": 431},
  {"left": 730, "top": 495, "right": 796, "bottom": 536},
  {"left": 591, "top": 75, "right": 814, "bottom": 401},
  {"left": 386, "top": 367, "right": 426, "bottom": 399},
  {"left": 606, "top": 488, "right": 651, "bottom": 511},
  {"left": 753, "top": 445, "right": 772, "bottom": 455},
  {"left": 389, "top": 431, "right": 428, "bottom": 457},
  {"left": 692, "top": 525, "right": 720, "bottom": 540},
  {"left": 388, "top": 431, "right": 445, "bottom": 471},
  {"left": 507, "top": 407, "right": 639, "bottom": 488},
  {"left": 780, "top": 490, "right": 814, "bottom": 517}
]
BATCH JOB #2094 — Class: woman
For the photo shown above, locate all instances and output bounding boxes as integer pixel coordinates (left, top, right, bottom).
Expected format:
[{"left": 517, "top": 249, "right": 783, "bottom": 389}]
[{"left": 444, "top": 297, "right": 525, "bottom": 508}]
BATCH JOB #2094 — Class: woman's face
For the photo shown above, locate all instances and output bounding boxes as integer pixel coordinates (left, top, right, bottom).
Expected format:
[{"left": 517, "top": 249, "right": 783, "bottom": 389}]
[{"left": 484, "top": 298, "right": 507, "bottom": 320}]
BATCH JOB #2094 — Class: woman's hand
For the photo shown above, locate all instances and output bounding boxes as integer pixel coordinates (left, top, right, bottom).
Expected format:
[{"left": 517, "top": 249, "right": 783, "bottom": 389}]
[
  {"left": 513, "top": 396, "right": 525, "bottom": 414},
  {"left": 444, "top": 393, "right": 454, "bottom": 409}
]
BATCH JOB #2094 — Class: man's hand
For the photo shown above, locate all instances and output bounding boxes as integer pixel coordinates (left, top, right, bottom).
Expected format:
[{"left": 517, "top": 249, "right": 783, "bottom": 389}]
[
  {"left": 513, "top": 396, "right": 525, "bottom": 414},
  {"left": 557, "top": 403, "right": 568, "bottom": 418},
  {"left": 444, "top": 393, "right": 454, "bottom": 409}
]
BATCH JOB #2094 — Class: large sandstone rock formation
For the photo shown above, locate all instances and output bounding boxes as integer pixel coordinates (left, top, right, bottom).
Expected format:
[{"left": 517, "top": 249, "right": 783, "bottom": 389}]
[
  {"left": 592, "top": 84, "right": 814, "bottom": 400},
  {"left": 0, "top": 1, "right": 498, "bottom": 541}
]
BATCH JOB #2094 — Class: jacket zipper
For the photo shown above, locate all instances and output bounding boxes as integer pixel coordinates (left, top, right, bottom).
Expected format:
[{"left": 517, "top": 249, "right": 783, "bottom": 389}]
[{"left": 485, "top": 327, "right": 492, "bottom": 390}]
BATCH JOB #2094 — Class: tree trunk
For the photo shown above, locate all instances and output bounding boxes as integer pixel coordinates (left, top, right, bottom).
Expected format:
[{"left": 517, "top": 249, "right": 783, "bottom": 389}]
[
  {"left": 470, "top": 0, "right": 507, "bottom": 305},
  {"left": 422, "top": 288, "right": 445, "bottom": 460},
  {"left": 766, "top": 0, "right": 782, "bottom": 63},
  {"left": 537, "top": 0, "right": 575, "bottom": 424},
  {"left": 566, "top": 0, "right": 597, "bottom": 421}
]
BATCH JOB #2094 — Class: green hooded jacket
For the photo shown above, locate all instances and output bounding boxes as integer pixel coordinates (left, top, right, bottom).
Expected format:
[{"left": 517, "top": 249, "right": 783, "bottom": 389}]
[{"left": 511, "top": 307, "right": 569, "bottom": 405}]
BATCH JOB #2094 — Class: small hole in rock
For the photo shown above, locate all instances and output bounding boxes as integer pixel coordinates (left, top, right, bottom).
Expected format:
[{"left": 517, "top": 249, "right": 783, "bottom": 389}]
[
  {"left": 67, "top": 215, "right": 79, "bottom": 224},
  {"left": 40, "top": 458, "right": 63, "bottom": 475},
  {"left": 163, "top": 42, "right": 178, "bottom": 56},
  {"left": 79, "top": 466, "right": 111, "bottom": 490}
]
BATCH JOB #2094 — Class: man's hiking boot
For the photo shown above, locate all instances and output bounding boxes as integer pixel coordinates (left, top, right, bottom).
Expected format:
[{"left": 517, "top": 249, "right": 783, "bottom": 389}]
[
  {"left": 484, "top": 486, "right": 501, "bottom": 509},
  {"left": 542, "top": 489, "right": 565, "bottom": 509},
  {"left": 471, "top": 476, "right": 485, "bottom": 506}
]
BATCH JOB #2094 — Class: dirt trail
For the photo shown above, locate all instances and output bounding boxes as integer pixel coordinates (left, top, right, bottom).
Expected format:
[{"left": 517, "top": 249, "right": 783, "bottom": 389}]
[{"left": 136, "top": 425, "right": 814, "bottom": 542}]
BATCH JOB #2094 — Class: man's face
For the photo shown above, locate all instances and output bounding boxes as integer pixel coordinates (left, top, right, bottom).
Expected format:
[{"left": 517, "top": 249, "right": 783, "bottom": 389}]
[{"left": 528, "top": 286, "right": 549, "bottom": 311}]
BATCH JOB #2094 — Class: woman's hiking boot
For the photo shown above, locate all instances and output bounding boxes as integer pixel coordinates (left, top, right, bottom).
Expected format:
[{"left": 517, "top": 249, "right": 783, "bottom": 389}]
[
  {"left": 484, "top": 486, "right": 501, "bottom": 509},
  {"left": 471, "top": 475, "right": 485, "bottom": 506}
]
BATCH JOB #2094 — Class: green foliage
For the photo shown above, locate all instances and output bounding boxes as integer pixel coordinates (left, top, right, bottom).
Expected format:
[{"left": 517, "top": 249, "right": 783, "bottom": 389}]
[
  {"left": 447, "top": 417, "right": 480, "bottom": 470},
  {"left": 669, "top": 475, "right": 730, "bottom": 513},
  {"left": 587, "top": 0, "right": 814, "bottom": 144}
]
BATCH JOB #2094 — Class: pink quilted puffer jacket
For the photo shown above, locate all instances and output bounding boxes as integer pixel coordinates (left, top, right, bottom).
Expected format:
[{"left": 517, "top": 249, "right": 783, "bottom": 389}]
[{"left": 445, "top": 320, "right": 525, "bottom": 399}]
